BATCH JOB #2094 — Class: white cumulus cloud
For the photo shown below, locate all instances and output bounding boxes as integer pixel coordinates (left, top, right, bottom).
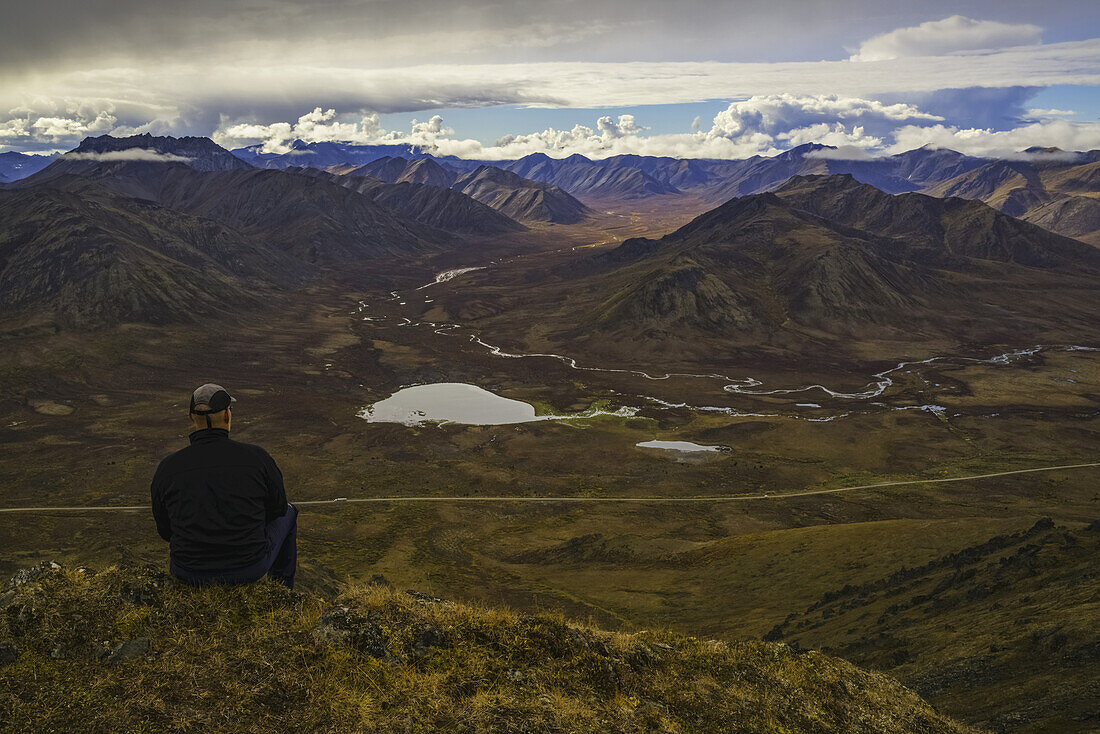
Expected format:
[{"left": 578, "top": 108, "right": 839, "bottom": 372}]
[
  {"left": 1026, "top": 108, "right": 1076, "bottom": 118},
  {"left": 25, "top": 111, "right": 118, "bottom": 142},
  {"left": 887, "top": 119, "right": 1100, "bottom": 158},
  {"left": 211, "top": 95, "right": 943, "bottom": 161},
  {"left": 409, "top": 115, "right": 446, "bottom": 136},
  {"left": 850, "top": 16, "right": 1042, "bottom": 62},
  {"left": 0, "top": 118, "right": 30, "bottom": 141},
  {"left": 708, "top": 94, "right": 939, "bottom": 135},
  {"left": 216, "top": 108, "right": 383, "bottom": 153},
  {"left": 213, "top": 95, "right": 940, "bottom": 160},
  {"left": 596, "top": 114, "right": 644, "bottom": 138},
  {"left": 804, "top": 146, "right": 881, "bottom": 161},
  {"left": 776, "top": 123, "right": 881, "bottom": 150},
  {"left": 702, "top": 94, "right": 937, "bottom": 152}
]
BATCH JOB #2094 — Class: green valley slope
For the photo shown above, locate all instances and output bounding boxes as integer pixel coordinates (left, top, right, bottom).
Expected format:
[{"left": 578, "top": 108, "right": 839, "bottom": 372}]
[{"left": 766, "top": 519, "right": 1100, "bottom": 733}]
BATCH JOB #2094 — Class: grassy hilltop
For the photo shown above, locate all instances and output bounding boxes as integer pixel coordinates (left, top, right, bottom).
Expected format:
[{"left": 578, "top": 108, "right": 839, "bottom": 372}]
[{"left": 0, "top": 563, "right": 975, "bottom": 734}]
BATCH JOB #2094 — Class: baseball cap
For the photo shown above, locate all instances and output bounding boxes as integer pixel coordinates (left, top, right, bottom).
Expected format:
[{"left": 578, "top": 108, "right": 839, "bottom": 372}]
[{"left": 189, "top": 383, "right": 236, "bottom": 415}]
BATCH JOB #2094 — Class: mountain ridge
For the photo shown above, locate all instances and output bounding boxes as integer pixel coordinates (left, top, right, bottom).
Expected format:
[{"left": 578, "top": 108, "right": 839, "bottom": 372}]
[
  {"left": 454, "top": 164, "right": 590, "bottom": 223},
  {"left": 328, "top": 156, "right": 589, "bottom": 223},
  {"left": 67, "top": 133, "right": 252, "bottom": 172},
  {"left": 287, "top": 165, "right": 526, "bottom": 235},
  {"left": 459, "top": 173, "right": 1100, "bottom": 369},
  {"left": 217, "top": 140, "right": 1100, "bottom": 242},
  {"left": 0, "top": 181, "right": 288, "bottom": 327},
  {"left": 2, "top": 136, "right": 454, "bottom": 326}
]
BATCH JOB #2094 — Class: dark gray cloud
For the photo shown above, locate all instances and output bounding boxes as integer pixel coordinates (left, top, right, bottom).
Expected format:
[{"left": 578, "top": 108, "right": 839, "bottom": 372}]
[
  {"left": 7, "top": 1, "right": 1099, "bottom": 69},
  {"left": 876, "top": 86, "right": 1042, "bottom": 130},
  {"left": 1, "top": 2, "right": 1098, "bottom": 154}
]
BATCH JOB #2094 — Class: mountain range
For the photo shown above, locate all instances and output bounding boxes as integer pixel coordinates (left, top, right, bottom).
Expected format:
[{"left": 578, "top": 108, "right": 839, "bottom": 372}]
[
  {"left": 1, "top": 136, "right": 449, "bottom": 326},
  {"left": 923, "top": 152, "right": 1100, "bottom": 245},
  {"left": 458, "top": 173, "right": 1100, "bottom": 368},
  {"left": 10, "top": 139, "right": 1097, "bottom": 242},
  {"left": 4, "top": 134, "right": 1100, "bottom": 340},
  {"left": 285, "top": 165, "right": 525, "bottom": 235},
  {"left": 486, "top": 144, "right": 1100, "bottom": 244},
  {"left": 453, "top": 165, "right": 590, "bottom": 224},
  {"left": 0, "top": 151, "right": 59, "bottom": 183},
  {"left": 0, "top": 180, "right": 290, "bottom": 327},
  {"left": 327, "top": 156, "right": 589, "bottom": 224},
  {"left": 205, "top": 141, "right": 1100, "bottom": 244},
  {"left": 232, "top": 139, "right": 433, "bottom": 169}
]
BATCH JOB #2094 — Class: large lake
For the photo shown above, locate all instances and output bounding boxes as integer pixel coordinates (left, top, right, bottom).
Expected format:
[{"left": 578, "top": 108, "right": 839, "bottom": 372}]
[
  {"left": 359, "top": 383, "right": 639, "bottom": 426},
  {"left": 360, "top": 383, "right": 547, "bottom": 426}
]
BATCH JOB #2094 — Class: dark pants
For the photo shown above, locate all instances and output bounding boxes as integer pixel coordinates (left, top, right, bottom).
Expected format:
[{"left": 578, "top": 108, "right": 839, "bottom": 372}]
[{"left": 172, "top": 503, "right": 298, "bottom": 589}]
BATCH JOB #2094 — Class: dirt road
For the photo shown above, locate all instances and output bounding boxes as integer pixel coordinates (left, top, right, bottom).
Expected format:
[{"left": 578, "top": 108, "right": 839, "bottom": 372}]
[{"left": 1, "top": 462, "right": 1096, "bottom": 513}]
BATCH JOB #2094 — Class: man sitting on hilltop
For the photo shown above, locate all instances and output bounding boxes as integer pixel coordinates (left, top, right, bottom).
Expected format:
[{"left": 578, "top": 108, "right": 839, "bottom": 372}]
[{"left": 150, "top": 383, "right": 297, "bottom": 588}]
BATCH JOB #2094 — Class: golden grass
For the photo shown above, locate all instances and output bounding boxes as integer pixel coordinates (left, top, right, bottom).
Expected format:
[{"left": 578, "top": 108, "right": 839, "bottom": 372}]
[{"left": 0, "top": 563, "right": 979, "bottom": 733}]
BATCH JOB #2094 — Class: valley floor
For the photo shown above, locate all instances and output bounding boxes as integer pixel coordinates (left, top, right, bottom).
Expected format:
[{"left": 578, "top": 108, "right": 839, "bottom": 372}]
[{"left": 1, "top": 201, "right": 1098, "bottom": 732}]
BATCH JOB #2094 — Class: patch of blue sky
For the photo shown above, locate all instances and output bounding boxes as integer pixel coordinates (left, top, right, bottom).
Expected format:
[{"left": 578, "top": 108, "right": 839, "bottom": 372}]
[{"left": 1026, "top": 85, "right": 1100, "bottom": 121}]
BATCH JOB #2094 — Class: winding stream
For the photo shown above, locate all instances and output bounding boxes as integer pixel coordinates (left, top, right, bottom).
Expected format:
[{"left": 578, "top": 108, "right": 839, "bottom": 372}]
[
  {"left": 417, "top": 267, "right": 486, "bottom": 290},
  {"left": 353, "top": 268, "right": 1098, "bottom": 422}
]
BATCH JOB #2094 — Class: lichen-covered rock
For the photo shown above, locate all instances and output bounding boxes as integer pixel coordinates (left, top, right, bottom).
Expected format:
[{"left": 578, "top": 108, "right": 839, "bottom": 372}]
[
  {"left": 117, "top": 567, "right": 172, "bottom": 607},
  {"left": 411, "top": 624, "right": 447, "bottom": 663},
  {"left": 106, "top": 637, "right": 150, "bottom": 663},
  {"left": 312, "top": 605, "right": 389, "bottom": 659},
  {"left": 8, "top": 561, "right": 63, "bottom": 589}
]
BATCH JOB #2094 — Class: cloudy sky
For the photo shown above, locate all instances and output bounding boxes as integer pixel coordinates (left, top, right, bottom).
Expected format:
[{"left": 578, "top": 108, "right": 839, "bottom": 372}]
[{"left": 2, "top": 0, "right": 1099, "bottom": 159}]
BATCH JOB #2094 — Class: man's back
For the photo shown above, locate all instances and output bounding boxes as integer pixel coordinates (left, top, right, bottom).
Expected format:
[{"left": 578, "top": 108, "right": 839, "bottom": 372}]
[{"left": 151, "top": 427, "right": 287, "bottom": 573}]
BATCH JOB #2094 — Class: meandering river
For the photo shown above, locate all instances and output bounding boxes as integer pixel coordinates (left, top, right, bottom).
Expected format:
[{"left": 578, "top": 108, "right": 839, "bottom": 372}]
[{"left": 352, "top": 268, "right": 1098, "bottom": 424}]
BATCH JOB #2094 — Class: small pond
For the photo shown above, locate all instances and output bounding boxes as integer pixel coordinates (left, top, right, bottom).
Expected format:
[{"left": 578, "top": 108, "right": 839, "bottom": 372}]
[{"left": 636, "top": 440, "right": 728, "bottom": 453}]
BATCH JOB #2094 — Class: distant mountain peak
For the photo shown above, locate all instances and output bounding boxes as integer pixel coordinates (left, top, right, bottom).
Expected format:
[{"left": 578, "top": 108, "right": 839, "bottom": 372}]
[
  {"left": 0, "top": 150, "right": 60, "bottom": 182},
  {"left": 784, "top": 142, "right": 834, "bottom": 155},
  {"left": 67, "top": 134, "right": 252, "bottom": 172},
  {"left": 231, "top": 140, "right": 430, "bottom": 168},
  {"left": 454, "top": 164, "right": 589, "bottom": 223},
  {"left": 906, "top": 145, "right": 963, "bottom": 156},
  {"left": 774, "top": 172, "right": 861, "bottom": 191},
  {"left": 769, "top": 142, "right": 836, "bottom": 163}
]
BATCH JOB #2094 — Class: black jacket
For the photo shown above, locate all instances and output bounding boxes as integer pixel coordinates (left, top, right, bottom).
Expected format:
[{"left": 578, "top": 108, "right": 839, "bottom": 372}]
[{"left": 150, "top": 428, "right": 287, "bottom": 572}]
